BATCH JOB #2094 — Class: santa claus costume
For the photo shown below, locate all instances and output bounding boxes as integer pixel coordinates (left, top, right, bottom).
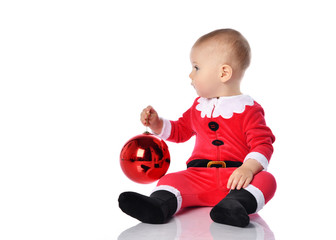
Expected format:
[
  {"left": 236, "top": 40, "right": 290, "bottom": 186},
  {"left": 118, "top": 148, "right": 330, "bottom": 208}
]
[{"left": 119, "top": 95, "right": 276, "bottom": 227}]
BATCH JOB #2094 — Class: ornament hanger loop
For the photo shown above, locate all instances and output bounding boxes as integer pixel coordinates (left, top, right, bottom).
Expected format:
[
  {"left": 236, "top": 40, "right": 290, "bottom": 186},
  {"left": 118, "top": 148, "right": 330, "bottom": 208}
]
[{"left": 145, "top": 113, "right": 150, "bottom": 134}]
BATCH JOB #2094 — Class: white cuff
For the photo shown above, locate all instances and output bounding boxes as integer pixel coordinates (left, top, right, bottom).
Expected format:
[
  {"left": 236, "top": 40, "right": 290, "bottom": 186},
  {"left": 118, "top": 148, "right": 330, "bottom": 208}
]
[
  {"left": 151, "top": 185, "right": 182, "bottom": 214},
  {"left": 244, "top": 185, "right": 265, "bottom": 213},
  {"left": 156, "top": 118, "right": 171, "bottom": 140},
  {"left": 244, "top": 152, "right": 269, "bottom": 170}
]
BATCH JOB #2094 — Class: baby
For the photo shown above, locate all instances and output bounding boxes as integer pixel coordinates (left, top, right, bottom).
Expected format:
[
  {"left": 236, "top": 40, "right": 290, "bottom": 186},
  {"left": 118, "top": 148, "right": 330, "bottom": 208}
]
[{"left": 118, "top": 29, "right": 276, "bottom": 227}]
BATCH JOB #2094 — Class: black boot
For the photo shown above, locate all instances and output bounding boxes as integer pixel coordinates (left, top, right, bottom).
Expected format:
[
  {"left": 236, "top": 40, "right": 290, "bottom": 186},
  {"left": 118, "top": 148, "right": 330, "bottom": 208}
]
[
  {"left": 118, "top": 190, "right": 177, "bottom": 224},
  {"left": 210, "top": 189, "right": 257, "bottom": 227}
]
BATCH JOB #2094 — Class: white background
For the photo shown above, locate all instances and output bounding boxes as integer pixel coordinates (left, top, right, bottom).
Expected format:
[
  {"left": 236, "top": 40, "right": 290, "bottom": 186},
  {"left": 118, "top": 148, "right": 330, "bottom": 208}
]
[{"left": 1, "top": 0, "right": 336, "bottom": 239}]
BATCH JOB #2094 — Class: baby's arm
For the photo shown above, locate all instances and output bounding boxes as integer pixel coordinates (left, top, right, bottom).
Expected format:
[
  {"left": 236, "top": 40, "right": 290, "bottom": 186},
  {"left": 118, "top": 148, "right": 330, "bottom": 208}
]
[
  {"left": 140, "top": 106, "right": 163, "bottom": 134},
  {"left": 140, "top": 103, "right": 195, "bottom": 143},
  {"left": 227, "top": 159, "right": 263, "bottom": 190},
  {"left": 228, "top": 104, "right": 275, "bottom": 190}
]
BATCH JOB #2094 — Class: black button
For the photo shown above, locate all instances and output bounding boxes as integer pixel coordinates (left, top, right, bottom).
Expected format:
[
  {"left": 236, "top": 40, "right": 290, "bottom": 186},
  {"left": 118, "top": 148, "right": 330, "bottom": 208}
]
[
  {"left": 212, "top": 140, "right": 224, "bottom": 146},
  {"left": 208, "top": 121, "right": 219, "bottom": 131}
]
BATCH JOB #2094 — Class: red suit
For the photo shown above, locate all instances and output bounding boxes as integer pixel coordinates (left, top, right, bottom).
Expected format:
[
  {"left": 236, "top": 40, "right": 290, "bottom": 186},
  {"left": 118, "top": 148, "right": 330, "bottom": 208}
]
[{"left": 153, "top": 95, "right": 276, "bottom": 214}]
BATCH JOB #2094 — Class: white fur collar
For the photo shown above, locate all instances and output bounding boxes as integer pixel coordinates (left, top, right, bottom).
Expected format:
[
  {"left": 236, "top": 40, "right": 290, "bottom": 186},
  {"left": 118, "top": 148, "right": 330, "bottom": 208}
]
[{"left": 195, "top": 95, "right": 254, "bottom": 119}]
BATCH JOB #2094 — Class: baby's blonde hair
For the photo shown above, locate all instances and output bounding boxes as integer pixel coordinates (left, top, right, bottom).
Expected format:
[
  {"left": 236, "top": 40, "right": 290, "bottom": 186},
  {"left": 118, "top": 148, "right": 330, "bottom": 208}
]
[{"left": 194, "top": 29, "right": 251, "bottom": 72}]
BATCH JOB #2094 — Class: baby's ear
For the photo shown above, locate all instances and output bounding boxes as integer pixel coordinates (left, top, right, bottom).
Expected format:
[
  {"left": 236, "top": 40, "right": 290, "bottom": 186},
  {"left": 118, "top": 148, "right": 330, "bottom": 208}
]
[{"left": 219, "top": 64, "right": 233, "bottom": 83}]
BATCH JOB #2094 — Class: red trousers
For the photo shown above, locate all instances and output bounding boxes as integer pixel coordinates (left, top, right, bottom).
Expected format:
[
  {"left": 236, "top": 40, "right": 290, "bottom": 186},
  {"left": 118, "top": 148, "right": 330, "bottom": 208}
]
[{"left": 154, "top": 167, "right": 276, "bottom": 214}]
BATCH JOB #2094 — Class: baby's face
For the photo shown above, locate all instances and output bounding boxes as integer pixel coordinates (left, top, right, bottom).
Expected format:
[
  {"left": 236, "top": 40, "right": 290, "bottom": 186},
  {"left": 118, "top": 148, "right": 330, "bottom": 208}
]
[{"left": 189, "top": 43, "right": 225, "bottom": 98}]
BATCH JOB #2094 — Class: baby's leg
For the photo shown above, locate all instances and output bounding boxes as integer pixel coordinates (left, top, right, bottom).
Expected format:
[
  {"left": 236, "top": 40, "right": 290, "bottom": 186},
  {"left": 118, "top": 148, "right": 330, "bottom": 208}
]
[
  {"left": 210, "top": 171, "right": 276, "bottom": 227},
  {"left": 244, "top": 171, "right": 277, "bottom": 212},
  {"left": 118, "top": 170, "right": 193, "bottom": 224},
  {"left": 119, "top": 168, "right": 219, "bottom": 224}
]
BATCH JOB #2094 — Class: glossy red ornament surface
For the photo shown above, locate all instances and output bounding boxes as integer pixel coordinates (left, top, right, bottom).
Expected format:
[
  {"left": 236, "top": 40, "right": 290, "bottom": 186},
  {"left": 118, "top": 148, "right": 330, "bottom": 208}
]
[{"left": 120, "top": 132, "right": 170, "bottom": 184}]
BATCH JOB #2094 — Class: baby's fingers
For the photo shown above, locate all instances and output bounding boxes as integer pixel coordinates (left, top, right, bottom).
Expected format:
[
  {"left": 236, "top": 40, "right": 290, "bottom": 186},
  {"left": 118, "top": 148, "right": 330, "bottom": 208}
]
[
  {"left": 242, "top": 176, "right": 252, "bottom": 189},
  {"left": 140, "top": 106, "right": 156, "bottom": 126},
  {"left": 236, "top": 175, "right": 253, "bottom": 190},
  {"left": 140, "top": 108, "right": 150, "bottom": 125},
  {"left": 227, "top": 173, "right": 240, "bottom": 190}
]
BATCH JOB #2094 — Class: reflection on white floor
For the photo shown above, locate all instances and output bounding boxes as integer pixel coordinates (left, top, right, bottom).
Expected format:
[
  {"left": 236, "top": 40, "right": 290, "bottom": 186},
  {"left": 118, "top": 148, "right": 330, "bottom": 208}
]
[{"left": 118, "top": 207, "right": 275, "bottom": 240}]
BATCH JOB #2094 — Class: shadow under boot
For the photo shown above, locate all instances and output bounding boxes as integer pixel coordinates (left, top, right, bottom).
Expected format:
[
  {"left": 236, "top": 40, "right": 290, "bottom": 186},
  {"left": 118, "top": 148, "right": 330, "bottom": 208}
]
[{"left": 210, "top": 189, "right": 257, "bottom": 228}]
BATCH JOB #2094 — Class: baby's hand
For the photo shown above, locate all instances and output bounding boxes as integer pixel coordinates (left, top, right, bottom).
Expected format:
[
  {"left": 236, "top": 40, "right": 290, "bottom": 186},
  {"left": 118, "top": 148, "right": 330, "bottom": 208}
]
[
  {"left": 140, "top": 106, "right": 158, "bottom": 126},
  {"left": 227, "top": 159, "right": 263, "bottom": 190},
  {"left": 227, "top": 166, "right": 253, "bottom": 190},
  {"left": 140, "top": 106, "right": 163, "bottom": 134}
]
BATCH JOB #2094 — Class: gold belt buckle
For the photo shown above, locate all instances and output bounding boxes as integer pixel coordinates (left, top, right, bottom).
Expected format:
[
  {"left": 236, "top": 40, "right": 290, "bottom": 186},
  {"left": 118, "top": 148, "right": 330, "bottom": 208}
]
[{"left": 207, "top": 161, "right": 226, "bottom": 168}]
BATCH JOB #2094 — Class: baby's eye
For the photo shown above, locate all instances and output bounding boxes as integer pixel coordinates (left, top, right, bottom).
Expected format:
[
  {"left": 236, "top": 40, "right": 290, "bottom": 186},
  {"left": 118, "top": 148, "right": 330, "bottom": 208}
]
[{"left": 194, "top": 66, "right": 199, "bottom": 71}]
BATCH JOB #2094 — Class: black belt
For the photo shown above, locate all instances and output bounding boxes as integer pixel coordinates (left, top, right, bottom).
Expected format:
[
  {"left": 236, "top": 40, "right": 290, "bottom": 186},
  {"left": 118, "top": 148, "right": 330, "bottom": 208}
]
[{"left": 187, "top": 159, "right": 243, "bottom": 168}]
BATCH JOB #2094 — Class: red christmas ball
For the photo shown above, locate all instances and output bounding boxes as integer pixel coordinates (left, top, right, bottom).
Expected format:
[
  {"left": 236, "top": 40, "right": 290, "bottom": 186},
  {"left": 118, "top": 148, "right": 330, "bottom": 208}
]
[{"left": 120, "top": 132, "right": 170, "bottom": 184}]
